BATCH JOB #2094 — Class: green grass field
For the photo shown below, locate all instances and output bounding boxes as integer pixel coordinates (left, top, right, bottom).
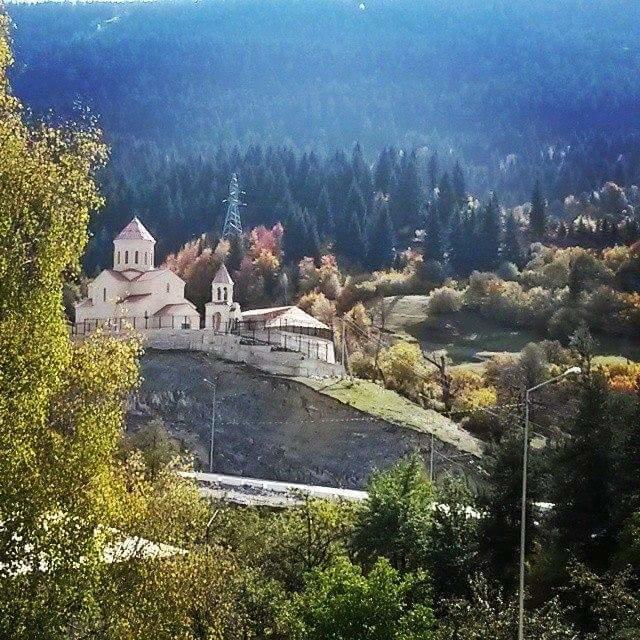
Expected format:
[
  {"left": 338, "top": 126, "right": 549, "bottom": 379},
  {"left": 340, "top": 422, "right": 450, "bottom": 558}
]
[{"left": 296, "top": 377, "right": 483, "bottom": 457}]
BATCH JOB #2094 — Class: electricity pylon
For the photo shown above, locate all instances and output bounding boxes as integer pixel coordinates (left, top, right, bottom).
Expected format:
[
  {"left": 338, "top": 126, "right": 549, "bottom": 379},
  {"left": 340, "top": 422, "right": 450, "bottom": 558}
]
[{"left": 221, "top": 173, "right": 244, "bottom": 238}]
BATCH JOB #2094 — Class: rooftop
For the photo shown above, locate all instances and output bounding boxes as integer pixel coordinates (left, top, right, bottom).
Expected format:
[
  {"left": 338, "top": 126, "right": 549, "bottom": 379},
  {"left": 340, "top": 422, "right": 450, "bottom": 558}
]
[
  {"left": 212, "top": 263, "right": 234, "bottom": 285},
  {"left": 114, "top": 217, "right": 155, "bottom": 243}
]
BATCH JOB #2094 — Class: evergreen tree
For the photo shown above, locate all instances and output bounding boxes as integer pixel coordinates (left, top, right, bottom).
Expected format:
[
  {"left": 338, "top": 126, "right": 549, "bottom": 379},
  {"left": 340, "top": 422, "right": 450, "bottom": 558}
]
[
  {"left": 374, "top": 147, "right": 396, "bottom": 194},
  {"left": 390, "top": 150, "right": 421, "bottom": 231},
  {"left": 530, "top": 180, "right": 547, "bottom": 238},
  {"left": 352, "top": 142, "right": 373, "bottom": 204},
  {"left": 226, "top": 232, "right": 246, "bottom": 272},
  {"left": 336, "top": 185, "right": 367, "bottom": 265},
  {"left": 477, "top": 193, "right": 501, "bottom": 271},
  {"left": 452, "top": 160, "right": 466, "bottom": 206},
  {"left": 552, "top": 376, "right": 616, "bottom": 570},
  {"left": 427, "top": 152, "right": 439, "bottom": 192},
  {"left": 284, "top": 204, "right": 319, "bottom": 263},
  {"left": 502, "top": 211, "right": 523, "bottom": 266},
  {"left": 344, "top": 180, "right": 368, "bottom": 227},
  {"left": 423, "top": 202, "right": 444, "bottom": 263},
  {"left": 366, "top": 200, "right": 396, "bottom": 271},
  {"left": 448, "top": 205, "right": 477, "bottom": 276},
  {"left": 315, "top": 185, "right": 335, "bottom": 239},
  {"left": 479, "top": 426, "right": 545, "bottom": 589},
  {"left": 436, "top": 172, "right": 455, "bottom": 227}
]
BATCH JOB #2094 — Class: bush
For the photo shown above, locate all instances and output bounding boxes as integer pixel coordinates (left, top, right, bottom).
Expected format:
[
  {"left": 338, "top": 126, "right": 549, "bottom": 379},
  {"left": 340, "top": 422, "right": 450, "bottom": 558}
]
[
  {"left": 496, "top": 261, "right": 520, "bottom": 281},
  {"left": 378, "top": 341, "right": 428, "bottom": 401},
  {"left": 426, "top": 286, "right": 464, "bottom": 316},
  {"left": 547, "top": 307, "right": 586, "bottom": 342},
  {"left": 350, "top": 351, "right": 378, "bottom": 380}
]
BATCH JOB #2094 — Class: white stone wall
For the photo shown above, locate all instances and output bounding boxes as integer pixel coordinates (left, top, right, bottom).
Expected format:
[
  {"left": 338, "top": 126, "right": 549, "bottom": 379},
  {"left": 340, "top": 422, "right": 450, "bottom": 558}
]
[{"left": 141, "top": 330, "right": 344, "bottom": 378}]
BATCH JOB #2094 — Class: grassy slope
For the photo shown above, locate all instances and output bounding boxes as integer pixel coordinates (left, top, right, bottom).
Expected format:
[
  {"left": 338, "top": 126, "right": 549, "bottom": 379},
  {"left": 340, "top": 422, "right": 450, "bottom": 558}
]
[
  {"left": 295, "top": 377, "right": 483, "bottom": 458},
  {"left": 379, "top": 295, "right": 640, "bottom": 365}
]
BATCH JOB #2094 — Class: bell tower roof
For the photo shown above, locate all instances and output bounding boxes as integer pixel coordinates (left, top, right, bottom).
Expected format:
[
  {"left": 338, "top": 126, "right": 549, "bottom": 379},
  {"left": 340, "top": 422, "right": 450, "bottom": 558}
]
[
  {"left": 212, "top": 263, "right": 234, "bottom": 285},
  {"left": 114, "top": 217, "right": 155, "bottom": 243}
]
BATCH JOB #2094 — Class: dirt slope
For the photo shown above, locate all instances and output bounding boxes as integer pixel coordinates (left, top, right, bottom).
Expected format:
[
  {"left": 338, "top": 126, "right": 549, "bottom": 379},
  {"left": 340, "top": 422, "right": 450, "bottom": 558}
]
[{"left": 128, "top": 350, "right": 479, "bottom": 489}]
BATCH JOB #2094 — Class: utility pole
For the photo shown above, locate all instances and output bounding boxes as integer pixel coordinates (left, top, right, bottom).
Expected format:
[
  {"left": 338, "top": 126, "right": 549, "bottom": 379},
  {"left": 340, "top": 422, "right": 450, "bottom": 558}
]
[
  {"left": 517, "top": 366, "right": 581, "bottom": 640},
  {"left": 429, "top": 433, "right": 435, "bottom": 482},
  {"left": 210, "top": 386, "right": 216, "bottom": 473},
  {"left": 204, "top": 378, "right": 217, "bottom": 473},
  {"left": 341, "top": 320, "right": 347, "bottom": 372}
]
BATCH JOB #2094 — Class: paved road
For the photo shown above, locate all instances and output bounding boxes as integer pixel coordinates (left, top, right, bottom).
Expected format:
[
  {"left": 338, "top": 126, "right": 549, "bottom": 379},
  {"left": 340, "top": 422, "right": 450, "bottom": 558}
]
[{"left": 180, "top": 471, "right": 367, "bottom": 508}]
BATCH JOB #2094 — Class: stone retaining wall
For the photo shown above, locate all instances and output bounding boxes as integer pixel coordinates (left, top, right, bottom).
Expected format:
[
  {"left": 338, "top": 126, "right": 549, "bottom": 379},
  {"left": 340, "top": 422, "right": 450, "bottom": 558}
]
[{"left": 142, "top": 329, "right": 344, "bottom": 378}]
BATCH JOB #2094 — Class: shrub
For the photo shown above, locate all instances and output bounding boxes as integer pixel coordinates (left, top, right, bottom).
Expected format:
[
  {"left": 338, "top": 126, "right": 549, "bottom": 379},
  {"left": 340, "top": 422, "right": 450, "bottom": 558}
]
[
  {"left": 378, "top": 342, "right": 428, "bottom": 401},
  {"left": 496, "top": 261, "right": 520, "bottom": 281},
  {"left": 426, "top": 286, "right": 464, "bottom": 316},
  {"left": 547, "top": 307, "right": 586, "bottom": 342},
  {"left": 350, "top": 351, "right": 378, "bottom": 380}
]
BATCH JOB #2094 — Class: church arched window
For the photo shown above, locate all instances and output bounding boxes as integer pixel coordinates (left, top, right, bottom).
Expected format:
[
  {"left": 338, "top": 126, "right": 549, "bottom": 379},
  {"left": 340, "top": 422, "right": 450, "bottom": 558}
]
[
  {"left": 117, "top": 251, "right": 121, "bottom": 265},
  {"left": 223, "top": 287, "right": 228, "bottom": 301},
  {"left": 135, "top": 250, "right": 139, "bottom": 264},
  {"left": 166, "top": 282, "right": 170, "bottom": 293},
  {"left": 217, "top": 287, "right": 221, "bottom": 301},
  {"left": 103, "top": 288, "right": 107, "bottom": 302},
  {"left": 144, "top": 252, "right": 148, "bottom": 265},
  {"left": 125, "top": 251, "right": 129, "bottom": 264}
]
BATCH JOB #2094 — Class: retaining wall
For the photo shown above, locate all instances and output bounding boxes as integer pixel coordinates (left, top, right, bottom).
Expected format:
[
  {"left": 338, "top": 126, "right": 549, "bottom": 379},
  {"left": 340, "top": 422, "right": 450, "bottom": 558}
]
[{"left": 142, "top": 329, "right": 344, "bottom": 378}]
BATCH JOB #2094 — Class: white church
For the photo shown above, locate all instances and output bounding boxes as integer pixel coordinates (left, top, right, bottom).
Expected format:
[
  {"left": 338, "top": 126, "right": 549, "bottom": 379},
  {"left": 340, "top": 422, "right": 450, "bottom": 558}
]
[
  {"left": 75, "top": 218, "right": 201, "bottom": 330},
  {"left": 73, "top": 218, "right": 336, "bottom": 366}
]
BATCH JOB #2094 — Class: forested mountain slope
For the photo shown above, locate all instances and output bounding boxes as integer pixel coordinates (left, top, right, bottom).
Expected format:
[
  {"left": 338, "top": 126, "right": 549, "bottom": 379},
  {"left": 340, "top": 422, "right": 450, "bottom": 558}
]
[{"left": 8, "top": 0, "right": 640, "bottom": 201}]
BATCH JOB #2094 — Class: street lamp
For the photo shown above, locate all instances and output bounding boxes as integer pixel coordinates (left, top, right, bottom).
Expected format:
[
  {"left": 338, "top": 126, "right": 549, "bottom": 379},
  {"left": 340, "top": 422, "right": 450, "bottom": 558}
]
[
  {"left": 518, "top": 366, "right": 581, "bottom": 640},
  {"left": 203, "top": 378, "right": 217, "bottom": 473}
]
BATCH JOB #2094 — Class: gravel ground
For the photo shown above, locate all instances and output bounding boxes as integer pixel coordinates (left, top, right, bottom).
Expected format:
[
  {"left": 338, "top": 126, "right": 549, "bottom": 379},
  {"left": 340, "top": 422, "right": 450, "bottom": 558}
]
[{"left": 128, "top": 350, "right": 481, "bottom": 489}]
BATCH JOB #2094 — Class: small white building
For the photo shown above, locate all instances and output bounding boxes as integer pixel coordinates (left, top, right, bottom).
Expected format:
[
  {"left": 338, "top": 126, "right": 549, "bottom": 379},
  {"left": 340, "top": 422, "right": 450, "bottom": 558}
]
[
  {"left": 205, "top": 263, "right": 243, "bottom": 332},
  {"left": 75, "top": 218, "right": 200, "bottom": 331}
]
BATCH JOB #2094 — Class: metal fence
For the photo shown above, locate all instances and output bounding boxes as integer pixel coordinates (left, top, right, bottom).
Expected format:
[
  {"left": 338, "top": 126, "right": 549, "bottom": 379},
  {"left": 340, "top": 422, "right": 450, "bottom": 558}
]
[
  {"left": 233, "top": 318, "right": 334, "bottom": 341},
  {"left": 70, "top": 315, "right": 199, "bottom": 336}
]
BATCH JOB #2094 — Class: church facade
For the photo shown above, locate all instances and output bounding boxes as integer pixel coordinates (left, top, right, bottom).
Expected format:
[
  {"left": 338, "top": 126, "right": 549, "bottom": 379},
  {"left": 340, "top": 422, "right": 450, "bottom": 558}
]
[{"left": 75, "top": 218, "right": 200, "bottom": 330}]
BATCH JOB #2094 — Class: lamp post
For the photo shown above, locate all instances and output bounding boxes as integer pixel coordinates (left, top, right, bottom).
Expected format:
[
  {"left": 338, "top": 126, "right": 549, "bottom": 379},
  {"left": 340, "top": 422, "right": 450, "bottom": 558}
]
[
  {"left": 203, "top": 378, "right": 217, "bottom": 473},
  {"left": 518, "top": 366, "right": 581, "bottom": 640}
]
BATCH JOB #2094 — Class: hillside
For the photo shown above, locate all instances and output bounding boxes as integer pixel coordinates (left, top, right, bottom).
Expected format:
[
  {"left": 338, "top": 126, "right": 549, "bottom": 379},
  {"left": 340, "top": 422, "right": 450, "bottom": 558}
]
[
  {"left": 129, "top": 350, "right": 479, "bottom": 488},
  {"left": 9, "top": 0, "right": 640, "bottom": 200},
  {"left": 378, "top": 295, "right": 640, "bottom": 365}
]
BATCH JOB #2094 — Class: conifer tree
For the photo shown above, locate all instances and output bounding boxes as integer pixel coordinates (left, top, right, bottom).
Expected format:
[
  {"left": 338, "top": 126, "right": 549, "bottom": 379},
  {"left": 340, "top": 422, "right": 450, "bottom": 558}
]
[
  {"left": 448, "top": 205, "right": 476, "bottom": 276},
  {"left": 344, "top": 180, "right": 368, "bottom": 227},
  {"left": 479, "top": 426, "right": 545, "bottom": 589},
  {"left": 423, "top": 203, "right": 444, "bottom": 263},
  {"left": 336, "top": 185, "right": 367, "bottom": 265},
  {"left": 390, "top": 151, "right": 421, "bottom": 230},
  {"left": 452, "top": 160, "right": 466, "bottom": 206},
  {"left": 315, "top": 185, "right": 335, "bottom": 239},
  {"left": 436, "top": 172, "right": 455, "bottom": 227},
  {"left": 427, "top": 152, "right": 439, "bottom": 192},
  {"left": 336, "top": 207, "right": 366, "bottom": 266},
  {"left": 530, "top": 180, "right": 547, "bottom": 238},
  {"left": 552, "top": 376, "right": 615, "bottom": 570},
  {"left": 478, "top": 193, "right": 501, "bottom": 271},
  {"left": 352, "top": 142, "right": 373, "bottom": 204},
  {"left": 226, "top": 232, "right": 246, "bottom": 272},
  {"left": 502, "top": 211, "right": 523, "bottom": 266},
  {"left": 366, "top": 200, "right": 396, "bottom": 271},
  {"left": 374, "top": 147, "right": 396, "bottom": 194}
]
